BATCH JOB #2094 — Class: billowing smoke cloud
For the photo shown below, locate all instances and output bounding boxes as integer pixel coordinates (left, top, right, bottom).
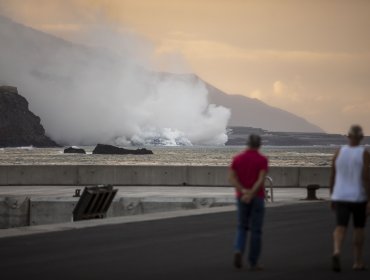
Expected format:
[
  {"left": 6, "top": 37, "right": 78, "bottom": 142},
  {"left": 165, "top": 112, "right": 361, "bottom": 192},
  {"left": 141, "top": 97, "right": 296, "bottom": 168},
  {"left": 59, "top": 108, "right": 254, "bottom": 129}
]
[{"left": 0, "top": 15, "right": 230, "bottom": 146}]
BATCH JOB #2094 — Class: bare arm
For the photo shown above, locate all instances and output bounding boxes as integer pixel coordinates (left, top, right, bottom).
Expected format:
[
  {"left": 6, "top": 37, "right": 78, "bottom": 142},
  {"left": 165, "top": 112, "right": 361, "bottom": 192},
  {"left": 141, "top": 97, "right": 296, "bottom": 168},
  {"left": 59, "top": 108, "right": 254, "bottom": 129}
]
[
  {"left": 250, "top": 169, "right": 267, "bottom": 196},
  {"left": 329, "top": 149, "right": 339, "bottom": 195},
  {"left": 363, "top": 150, "right": 370, "bottom": 200},
  {"left": 229, "top": 168, "right": 244, "bottom": 194},
  {"left": 241, "top": 169, "right": 267, "bottom": 204},
  {"left": 363, "top": 150, "right": 370, "bottom": 215}
]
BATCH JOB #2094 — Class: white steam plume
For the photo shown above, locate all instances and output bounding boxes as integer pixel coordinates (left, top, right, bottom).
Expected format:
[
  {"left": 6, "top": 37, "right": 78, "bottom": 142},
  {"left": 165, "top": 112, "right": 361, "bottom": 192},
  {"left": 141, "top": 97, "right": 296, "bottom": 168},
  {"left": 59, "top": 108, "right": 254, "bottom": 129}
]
[{"left": 0, "top": 15, "right": 230, "bottom": 146}]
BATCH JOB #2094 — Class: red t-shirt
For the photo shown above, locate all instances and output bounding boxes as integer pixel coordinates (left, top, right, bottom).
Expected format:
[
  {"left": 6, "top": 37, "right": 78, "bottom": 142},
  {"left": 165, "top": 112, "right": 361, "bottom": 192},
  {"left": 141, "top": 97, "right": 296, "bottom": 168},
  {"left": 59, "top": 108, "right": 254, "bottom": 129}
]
[{"left": 231, "top": 149, "right": 268, "bottom": 199}]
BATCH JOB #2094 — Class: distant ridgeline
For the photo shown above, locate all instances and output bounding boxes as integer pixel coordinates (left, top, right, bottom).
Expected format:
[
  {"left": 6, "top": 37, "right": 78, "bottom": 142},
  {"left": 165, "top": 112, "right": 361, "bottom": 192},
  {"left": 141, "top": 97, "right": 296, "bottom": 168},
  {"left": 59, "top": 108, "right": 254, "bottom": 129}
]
[
  {"left": 0, "top": 86, "right": 59, "bottom": 147},
  {"left": 226, "top": 126, "right": 370, "bottom": 146}
]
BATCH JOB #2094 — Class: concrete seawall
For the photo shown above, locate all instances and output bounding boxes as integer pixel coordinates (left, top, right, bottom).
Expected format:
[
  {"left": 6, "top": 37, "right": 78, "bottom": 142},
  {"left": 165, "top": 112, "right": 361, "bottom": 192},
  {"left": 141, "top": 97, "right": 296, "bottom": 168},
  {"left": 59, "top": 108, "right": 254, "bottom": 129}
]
[
  {"left": 0, "top": 187, "right": 330, "bottom": 230},
  {"left": 0, "top": 165, "right": 332, "bottom": 187}
]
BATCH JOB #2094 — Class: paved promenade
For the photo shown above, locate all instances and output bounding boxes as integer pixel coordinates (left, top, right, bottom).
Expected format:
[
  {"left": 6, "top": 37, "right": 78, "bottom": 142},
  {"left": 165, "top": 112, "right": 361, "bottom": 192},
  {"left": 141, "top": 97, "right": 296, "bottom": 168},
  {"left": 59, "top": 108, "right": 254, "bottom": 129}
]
[{"left": 0, "top": 203, "right": 368, "bottom": 280}]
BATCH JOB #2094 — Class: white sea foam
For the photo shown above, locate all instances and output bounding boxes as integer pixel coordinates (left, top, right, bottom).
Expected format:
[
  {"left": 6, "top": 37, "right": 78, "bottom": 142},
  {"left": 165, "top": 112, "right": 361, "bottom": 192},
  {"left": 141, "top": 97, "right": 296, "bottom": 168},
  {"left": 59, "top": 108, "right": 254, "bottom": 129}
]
[{"left": 19, "top": 146, "right": 34, "bottom": 150}]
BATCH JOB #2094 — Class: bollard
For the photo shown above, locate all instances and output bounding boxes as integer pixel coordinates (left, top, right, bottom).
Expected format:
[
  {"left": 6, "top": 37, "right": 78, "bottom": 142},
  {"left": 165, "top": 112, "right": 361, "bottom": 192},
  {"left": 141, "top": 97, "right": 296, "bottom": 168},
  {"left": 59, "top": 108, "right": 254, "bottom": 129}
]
[
  {"left": 305, "top": 184, "right": 320, "bottom": 200},
  {"left": 73, "top": 189, "right": 81, "bottom": 197}
]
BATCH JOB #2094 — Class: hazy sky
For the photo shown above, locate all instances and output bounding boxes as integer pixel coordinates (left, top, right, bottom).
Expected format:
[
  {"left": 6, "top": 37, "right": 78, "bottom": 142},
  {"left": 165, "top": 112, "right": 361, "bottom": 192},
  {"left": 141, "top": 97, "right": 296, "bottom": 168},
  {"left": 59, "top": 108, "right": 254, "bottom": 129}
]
[{"left": 1, "top": 0, "right": 370, "bottom": 133}]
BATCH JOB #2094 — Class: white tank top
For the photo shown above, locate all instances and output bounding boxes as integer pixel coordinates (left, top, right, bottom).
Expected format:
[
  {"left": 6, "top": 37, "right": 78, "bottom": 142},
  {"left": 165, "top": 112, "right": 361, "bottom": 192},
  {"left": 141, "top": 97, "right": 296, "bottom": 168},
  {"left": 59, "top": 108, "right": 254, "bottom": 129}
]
[{"left": 331, "top": 145, "right": 367, "bottom": 202}]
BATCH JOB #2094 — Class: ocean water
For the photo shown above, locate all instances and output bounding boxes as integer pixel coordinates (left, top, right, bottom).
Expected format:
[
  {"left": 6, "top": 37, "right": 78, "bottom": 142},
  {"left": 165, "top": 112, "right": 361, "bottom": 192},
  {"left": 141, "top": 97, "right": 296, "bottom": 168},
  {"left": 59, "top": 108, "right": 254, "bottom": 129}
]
[{"left": 0, "top": 146, "right": 338, "bottom": 167}]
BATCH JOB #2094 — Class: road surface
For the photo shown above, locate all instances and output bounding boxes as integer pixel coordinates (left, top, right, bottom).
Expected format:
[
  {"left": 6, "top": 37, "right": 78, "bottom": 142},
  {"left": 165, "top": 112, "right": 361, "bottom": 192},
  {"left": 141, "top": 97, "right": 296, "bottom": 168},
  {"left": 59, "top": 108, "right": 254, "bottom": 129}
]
[{"left": 0, "top": 202, "right": 369, "bottom": 280}]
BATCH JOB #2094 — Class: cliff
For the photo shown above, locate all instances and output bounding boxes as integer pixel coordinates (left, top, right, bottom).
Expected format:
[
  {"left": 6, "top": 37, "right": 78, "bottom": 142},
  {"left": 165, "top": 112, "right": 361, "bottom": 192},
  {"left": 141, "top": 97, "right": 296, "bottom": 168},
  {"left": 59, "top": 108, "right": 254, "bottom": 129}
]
[{"left": 0, "top": 86, "right": 59, "bottom": 147}]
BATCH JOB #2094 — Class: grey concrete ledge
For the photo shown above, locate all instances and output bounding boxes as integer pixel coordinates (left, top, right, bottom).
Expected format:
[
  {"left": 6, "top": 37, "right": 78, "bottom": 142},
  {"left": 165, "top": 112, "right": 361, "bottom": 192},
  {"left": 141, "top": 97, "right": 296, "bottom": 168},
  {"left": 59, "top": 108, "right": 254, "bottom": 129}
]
[
  {"left": 0, "top": 165, "right": 333, "bottom": 187},
  {"left": 0, "top": 187, "right": 330, "bottom": 229},
  {"left": 0, "top": 200, "right": 321, "bottom": 239}
]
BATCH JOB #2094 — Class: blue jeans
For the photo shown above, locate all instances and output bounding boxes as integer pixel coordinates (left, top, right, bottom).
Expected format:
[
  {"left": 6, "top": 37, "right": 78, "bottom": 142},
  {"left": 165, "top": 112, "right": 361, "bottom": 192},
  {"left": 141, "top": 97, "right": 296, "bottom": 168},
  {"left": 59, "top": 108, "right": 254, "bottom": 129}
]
[{"left": 234, "top": 197, "right": 265, "bottom": 266}]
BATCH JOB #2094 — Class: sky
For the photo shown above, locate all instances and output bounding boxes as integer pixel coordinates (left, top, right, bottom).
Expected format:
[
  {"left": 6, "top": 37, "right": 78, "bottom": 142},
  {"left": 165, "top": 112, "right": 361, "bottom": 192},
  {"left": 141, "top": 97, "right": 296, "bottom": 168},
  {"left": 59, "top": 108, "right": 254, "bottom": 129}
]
[{"left": 1, "top": 0, "right": 369, "bottom": 134}]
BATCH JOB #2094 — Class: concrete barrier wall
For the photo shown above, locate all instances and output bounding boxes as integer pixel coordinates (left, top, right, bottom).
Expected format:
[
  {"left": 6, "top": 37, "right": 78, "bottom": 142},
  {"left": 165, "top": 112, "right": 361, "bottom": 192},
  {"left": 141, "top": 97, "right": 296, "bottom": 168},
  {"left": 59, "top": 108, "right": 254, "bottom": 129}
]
[
  {"left": 0, "top": 195, "right": 235, "bottom": 228},
  {"left": 0, "top": 196, "right": 30, "bottom": 228},
  {"left": 269, "top": 167, "right": 300, "bottom": 187},
  {"left": 0, "top": 165, "right": 333, "bottom": 187},
  {"left": 25, "top": 196, "right": 235, "bottom": 227},
  {"left": 298, "top": 167, "right": 331, "bottom": 187}
]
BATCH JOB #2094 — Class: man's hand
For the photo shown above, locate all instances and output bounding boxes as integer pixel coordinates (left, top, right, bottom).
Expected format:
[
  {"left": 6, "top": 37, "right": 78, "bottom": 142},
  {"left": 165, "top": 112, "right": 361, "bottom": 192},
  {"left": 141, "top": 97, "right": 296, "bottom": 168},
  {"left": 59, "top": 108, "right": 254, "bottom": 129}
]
[
  {"left": 241, "top": 190, "right": 253, "bottom": 204},
  {"left": 330, "top": 201, "right": 336, "bottom": 211},
  {"left": 229, "top": 169, "right": 244, "bottom": 195}
]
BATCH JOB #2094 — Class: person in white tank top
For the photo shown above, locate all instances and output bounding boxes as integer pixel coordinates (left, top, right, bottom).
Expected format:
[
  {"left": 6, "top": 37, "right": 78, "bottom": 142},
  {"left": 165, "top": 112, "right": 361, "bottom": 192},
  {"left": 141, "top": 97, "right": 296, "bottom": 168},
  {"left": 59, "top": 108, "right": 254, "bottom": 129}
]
[
  {"left": 329, "top": 125, "right": 370, "bottom": 272},
  {"left": 331, "top": 145, "right": 367, "bottom": 202}
]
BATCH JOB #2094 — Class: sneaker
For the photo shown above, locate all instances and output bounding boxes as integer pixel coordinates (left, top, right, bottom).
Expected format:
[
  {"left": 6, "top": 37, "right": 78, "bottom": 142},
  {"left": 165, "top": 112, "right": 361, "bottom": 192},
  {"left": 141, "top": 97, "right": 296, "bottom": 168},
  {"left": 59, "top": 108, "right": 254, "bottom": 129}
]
[
  {"left": 332, "top": 254, "right": 341, "bottom": 272},
  {"left": 353, "top": 264, "right": 367, "bottom": 271},
  {"left": 250, "top": 265, "right": 264, "bottom": 271},
  {"left": 233, "top": 252, "right": 242, "bottom": 269}
]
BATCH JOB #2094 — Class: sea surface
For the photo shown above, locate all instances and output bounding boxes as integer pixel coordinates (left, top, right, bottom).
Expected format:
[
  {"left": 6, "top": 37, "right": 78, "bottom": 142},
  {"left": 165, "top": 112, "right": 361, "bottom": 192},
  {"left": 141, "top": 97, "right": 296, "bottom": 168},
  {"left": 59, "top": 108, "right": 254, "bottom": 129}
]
[{"left": 0, "top": 146, "right": 339, "bottom": 167}]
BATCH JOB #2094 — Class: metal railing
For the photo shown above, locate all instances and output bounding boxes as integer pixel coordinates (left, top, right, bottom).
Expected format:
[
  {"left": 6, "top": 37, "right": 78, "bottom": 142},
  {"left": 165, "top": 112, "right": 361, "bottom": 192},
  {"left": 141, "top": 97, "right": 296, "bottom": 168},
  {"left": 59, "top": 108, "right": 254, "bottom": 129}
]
[{"left": 265, "top": 176, "right": 274, "bottom": 202}]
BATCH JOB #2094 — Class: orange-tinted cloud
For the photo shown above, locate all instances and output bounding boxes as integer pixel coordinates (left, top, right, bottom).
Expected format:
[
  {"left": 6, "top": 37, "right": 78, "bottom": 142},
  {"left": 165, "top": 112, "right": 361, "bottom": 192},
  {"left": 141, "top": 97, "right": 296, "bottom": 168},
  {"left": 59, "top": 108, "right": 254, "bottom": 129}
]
[{"left": 1, "top": 0, "right": 370, "bottom": 133}]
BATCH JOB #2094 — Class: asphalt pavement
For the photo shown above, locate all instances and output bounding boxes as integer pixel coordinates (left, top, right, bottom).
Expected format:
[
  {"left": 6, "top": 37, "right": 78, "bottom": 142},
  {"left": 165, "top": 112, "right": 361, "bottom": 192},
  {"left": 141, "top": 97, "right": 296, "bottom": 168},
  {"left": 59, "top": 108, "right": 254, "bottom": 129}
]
[{"left": 0, "top": 202, "right": 369, "bottom": 280}]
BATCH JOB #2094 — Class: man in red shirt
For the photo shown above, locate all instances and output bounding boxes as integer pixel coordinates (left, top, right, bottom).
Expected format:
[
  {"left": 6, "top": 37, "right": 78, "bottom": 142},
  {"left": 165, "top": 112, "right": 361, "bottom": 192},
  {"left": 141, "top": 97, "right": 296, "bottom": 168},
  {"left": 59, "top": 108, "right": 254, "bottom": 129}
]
[{"left": 229, "top": 134, "right": 268, "bottom": 270}]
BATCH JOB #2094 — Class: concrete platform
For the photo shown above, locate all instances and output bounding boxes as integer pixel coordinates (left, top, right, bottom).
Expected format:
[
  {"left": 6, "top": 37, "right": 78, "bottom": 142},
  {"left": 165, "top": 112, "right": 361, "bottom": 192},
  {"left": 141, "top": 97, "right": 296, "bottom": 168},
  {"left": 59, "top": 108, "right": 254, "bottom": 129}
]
[
  {"left": 0, "top": 186, "right": 330, "bottom": 228},
  {"left": 0, "top": 185, "right": 330, "bottom": 200},
  {"left": 0, "top": 203, "right": 368, "bottom": 280}
]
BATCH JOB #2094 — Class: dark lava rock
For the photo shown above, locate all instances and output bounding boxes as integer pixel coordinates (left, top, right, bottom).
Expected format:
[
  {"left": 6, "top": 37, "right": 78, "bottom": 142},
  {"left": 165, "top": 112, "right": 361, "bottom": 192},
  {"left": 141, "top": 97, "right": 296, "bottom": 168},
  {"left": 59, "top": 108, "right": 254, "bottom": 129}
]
[
  {"left": 64, "top": 147, "right": 86, "bottom": 154},
  {"left": 92, "top": 144, "right": 153, "bottom": 155},
  {"left": 0, "top": 86, "right": 59, "bottom": 147}
]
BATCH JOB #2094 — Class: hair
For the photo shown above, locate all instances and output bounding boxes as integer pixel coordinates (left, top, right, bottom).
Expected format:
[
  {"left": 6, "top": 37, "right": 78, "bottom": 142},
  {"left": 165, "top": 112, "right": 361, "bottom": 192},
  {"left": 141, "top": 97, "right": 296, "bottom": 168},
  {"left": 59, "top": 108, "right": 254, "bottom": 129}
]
[
  {"left": 247, "top": 134, "right": 262, "bottom": 149},
  {"left": 348, "top": 124, "right": 364, "bottom": 139}
]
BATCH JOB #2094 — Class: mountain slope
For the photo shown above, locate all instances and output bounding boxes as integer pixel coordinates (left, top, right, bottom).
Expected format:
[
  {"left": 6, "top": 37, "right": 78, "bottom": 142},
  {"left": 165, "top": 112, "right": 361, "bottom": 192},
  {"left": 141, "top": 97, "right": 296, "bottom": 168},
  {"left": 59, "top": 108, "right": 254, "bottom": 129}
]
[
  {"left": 206, "top": 82, "right": 324, "bottom": 133},
  {"left": 159, "top": 73, "right": 324, "bottom": 133}
]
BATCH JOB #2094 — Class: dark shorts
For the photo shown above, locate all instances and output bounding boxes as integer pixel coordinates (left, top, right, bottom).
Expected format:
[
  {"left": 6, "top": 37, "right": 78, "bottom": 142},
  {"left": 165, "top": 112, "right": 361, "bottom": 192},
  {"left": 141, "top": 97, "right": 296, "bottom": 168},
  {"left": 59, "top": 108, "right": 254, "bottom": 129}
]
[{"left": 334, "top": 201, "right": 367, "bottom": 228}]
